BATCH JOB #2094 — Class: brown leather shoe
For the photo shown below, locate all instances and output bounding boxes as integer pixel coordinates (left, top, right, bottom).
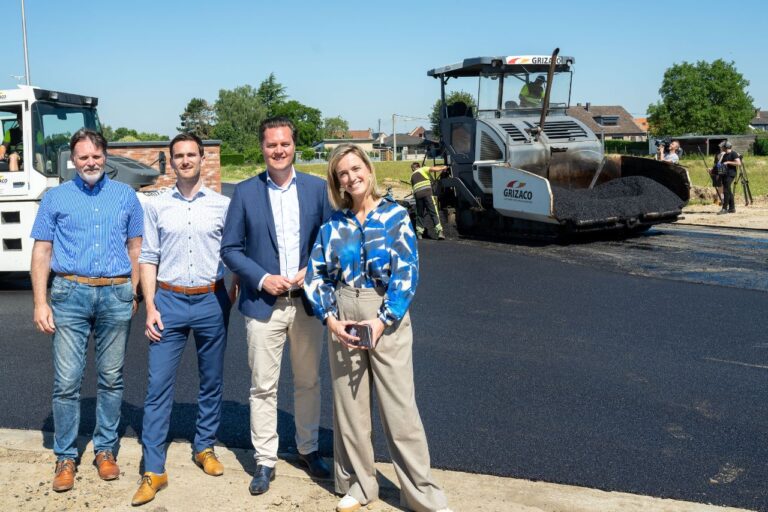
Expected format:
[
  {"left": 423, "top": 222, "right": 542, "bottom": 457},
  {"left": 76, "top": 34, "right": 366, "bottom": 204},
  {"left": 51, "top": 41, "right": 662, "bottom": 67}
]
[
  {"left": 194, "top": 447, "right": 224, "bottom": 476},
  {"left": 94, "top": 450, "right": 120, "bottom": 480},
  {"left": 52, "top": 459, "right": 76, "bottom": 492},
  {"left": 131, "top": 472, "right": 168, "bottom": 506}
]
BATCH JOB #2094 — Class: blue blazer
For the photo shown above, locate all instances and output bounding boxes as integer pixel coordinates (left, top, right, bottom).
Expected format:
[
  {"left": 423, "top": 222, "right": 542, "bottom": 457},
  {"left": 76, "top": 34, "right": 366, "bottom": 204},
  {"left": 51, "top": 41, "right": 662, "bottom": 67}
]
[{"left": 221, "top": 170, "right": 332, "bottom": 320}]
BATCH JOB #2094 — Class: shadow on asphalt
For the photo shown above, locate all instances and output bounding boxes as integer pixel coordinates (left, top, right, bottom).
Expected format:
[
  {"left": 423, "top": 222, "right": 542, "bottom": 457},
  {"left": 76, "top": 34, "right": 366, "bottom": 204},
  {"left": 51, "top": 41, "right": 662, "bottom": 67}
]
[
  {"left": 39, "top": 399, "right": 334, "bottom": 467},
  {"left": 0, "top": 273, "right": 32, "bottom": 290}
]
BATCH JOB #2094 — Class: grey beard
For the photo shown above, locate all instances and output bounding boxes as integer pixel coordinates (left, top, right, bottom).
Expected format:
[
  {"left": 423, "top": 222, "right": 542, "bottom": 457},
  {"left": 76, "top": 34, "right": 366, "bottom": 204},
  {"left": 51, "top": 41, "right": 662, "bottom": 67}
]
[{"left": 77, "top": 169, "right": 104, "bottom": 186}]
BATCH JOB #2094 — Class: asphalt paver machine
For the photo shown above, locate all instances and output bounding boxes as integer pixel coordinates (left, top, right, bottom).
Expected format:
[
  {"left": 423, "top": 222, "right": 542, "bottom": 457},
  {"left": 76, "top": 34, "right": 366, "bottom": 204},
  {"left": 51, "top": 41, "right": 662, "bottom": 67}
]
[{"left": 427, "top": 50, "right": 691, "bottom": 239}]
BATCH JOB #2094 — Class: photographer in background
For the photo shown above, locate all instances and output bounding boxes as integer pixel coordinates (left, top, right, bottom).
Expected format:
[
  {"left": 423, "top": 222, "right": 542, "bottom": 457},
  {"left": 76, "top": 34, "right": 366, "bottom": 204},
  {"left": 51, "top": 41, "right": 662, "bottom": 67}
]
[
  {"left": 709, "top": 141, "right": 726, "bottom": 205},
  {"left": 717, "top": 141, "right": 740, "bottom": 214},
  {"left": 656, "top": 139, "right": 681, "bottom": 163}
]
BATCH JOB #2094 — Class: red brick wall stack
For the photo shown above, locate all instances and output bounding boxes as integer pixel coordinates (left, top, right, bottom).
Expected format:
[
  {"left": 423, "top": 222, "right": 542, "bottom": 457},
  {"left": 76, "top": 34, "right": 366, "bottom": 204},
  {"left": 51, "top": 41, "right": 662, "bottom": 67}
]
[{"left": 107, "top": 140, "right": 222, "bottom": 193}]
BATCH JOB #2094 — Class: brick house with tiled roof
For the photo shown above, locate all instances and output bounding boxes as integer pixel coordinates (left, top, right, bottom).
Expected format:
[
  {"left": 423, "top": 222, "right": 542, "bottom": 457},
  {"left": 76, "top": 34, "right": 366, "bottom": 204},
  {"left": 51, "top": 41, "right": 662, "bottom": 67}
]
[
  {"left": 314, "top": 128, "right": 376, "bottom": 153},
  {"left": 565, "top": 104, "right": 646, "bottom": 141},
  {"left": 408, "top": 126, "right": 436, "bottom": 142},
  {"left": 348, "top": 129, "right": 373, "bottom": 139}
]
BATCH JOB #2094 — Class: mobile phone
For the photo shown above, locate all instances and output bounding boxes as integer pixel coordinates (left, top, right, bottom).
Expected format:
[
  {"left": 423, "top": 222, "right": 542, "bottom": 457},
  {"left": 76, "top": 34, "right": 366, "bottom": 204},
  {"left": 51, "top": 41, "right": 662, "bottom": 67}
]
[{"left": 344, "top": 323, "right": 373, "bottom": 348}]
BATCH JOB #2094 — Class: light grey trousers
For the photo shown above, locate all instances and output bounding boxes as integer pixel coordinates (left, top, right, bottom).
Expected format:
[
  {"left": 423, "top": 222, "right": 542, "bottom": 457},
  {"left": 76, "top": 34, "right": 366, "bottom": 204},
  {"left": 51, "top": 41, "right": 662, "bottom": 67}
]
[
  {"left": 329, "top": 285, "right": 447, "bottom": 512},
  {"left": 245, "top": 297, "right": 325, "bottom": 467}
]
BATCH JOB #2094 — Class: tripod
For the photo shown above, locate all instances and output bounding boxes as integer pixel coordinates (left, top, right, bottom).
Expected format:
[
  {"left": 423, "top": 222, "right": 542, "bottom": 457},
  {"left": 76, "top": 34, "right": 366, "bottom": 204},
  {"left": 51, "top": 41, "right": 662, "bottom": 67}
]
[
  {"left": 733, "top": 159, "right": 753, "bottom": 206},
  {"left": 697, "top": 146, "right": 723, "bottom": 204}
]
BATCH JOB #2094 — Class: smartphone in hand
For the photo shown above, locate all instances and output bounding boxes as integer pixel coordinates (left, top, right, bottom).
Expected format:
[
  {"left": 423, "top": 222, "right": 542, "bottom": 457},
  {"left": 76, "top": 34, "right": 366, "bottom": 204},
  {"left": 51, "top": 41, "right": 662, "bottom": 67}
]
[{"left": 344, "top": 323, "right": 374, "bottom": 349}]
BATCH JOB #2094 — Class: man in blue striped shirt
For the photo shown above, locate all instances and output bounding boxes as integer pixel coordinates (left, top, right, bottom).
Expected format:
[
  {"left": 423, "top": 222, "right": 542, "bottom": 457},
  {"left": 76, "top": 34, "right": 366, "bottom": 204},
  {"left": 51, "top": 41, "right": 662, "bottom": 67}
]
[
  {"left": 30, "top": 129, "right": 143, "bottom": 494},
  {"left": 132, "top": 133, "right": 237, "bottom": 506}
]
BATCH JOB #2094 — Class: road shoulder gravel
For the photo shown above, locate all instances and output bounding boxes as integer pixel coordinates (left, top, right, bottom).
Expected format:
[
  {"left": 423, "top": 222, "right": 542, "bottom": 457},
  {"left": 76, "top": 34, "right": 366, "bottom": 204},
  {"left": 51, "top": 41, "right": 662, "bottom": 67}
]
[{"left": 0, "top": 428, "right": 752, "bottom": 512}]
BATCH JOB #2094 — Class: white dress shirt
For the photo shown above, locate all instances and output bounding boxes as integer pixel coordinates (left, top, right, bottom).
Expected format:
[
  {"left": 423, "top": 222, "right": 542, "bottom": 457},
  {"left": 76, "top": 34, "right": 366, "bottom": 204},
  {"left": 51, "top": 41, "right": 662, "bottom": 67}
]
[{"left": 259, "top": 169, "right": 300, "bottom": 290}]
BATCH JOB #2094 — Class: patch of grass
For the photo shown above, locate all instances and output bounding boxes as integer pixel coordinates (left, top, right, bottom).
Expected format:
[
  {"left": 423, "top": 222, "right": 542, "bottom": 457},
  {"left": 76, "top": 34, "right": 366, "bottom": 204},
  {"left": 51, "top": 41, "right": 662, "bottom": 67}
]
[
  {"left": 221, "top": 160, "right": 438, "bottom": 185},
  {"left": 220, "top": 164, "right": 275, "bottom": 182},
  {"left": 222, "top": 156, "right": 767, "bottom": 202},
  {"left": 680, "top": 155, "right": 767, "bottom": 197}
]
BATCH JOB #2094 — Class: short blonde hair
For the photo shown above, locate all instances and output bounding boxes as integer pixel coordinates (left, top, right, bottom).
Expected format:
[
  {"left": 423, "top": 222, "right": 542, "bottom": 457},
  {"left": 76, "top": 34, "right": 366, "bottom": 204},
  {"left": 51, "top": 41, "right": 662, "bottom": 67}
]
[{"left": 326, "top": 144, "right": 381, "bottom": 210}]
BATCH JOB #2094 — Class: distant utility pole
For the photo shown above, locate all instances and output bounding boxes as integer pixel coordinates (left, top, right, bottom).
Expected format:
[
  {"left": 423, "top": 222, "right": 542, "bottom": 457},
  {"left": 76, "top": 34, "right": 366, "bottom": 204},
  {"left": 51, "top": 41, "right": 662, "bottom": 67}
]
[
  {"left": 21, "top": 0, "right": 31, "bottom": 85},
  {"left": 392, "top": 114, "right": 396, "bottom": 161}
]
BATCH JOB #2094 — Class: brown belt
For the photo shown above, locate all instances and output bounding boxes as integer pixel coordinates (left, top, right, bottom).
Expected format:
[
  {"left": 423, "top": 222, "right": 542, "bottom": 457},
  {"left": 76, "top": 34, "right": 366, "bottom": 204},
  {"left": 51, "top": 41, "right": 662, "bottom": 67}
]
[
  {"left": 58, "top": 274, "right": 130, "bottom": 286},
  {"left": 158, "top": 280, "right": 223, "bottom": 295},
  {"left": 278, "top": 288, "right": 303, "bottom": 298}
]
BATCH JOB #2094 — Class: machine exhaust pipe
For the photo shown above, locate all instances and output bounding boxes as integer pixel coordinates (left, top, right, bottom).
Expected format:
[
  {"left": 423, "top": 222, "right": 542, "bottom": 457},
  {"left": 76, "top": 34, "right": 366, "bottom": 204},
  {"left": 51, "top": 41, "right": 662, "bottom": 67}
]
[{"left": 538, "top": 47, "right": 559, "bottom": 133}]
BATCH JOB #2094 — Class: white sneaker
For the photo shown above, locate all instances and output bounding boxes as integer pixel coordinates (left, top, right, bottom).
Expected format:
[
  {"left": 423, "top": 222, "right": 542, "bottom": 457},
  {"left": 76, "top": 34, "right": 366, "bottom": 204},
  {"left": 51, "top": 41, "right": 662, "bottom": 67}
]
[{"left": 336, "top": 494, "right": 361, "bottom": 512}]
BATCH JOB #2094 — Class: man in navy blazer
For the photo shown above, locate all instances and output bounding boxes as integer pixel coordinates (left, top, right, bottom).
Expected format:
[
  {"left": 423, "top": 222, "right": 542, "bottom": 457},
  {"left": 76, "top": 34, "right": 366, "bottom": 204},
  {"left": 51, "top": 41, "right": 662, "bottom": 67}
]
[{"left": 221, "top": 117, "right": 332, "bottom": 495}]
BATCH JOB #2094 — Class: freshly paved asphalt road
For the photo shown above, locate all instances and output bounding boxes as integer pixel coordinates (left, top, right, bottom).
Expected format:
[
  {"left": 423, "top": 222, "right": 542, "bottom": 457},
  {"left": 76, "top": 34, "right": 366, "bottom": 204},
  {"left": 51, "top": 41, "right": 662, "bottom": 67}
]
[{"left": 2, "top": 222, "right": 768, "bottom": 510}]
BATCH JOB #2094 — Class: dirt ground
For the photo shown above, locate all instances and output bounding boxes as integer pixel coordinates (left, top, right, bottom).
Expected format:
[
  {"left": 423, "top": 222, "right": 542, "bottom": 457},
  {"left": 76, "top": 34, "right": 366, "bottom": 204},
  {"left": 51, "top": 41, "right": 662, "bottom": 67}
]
[
  {"left": 678, "top": 189, "right": 768, "bottom": 230},
  {"left": 0, "top": 429, "right": 751, "bottom": 512}
]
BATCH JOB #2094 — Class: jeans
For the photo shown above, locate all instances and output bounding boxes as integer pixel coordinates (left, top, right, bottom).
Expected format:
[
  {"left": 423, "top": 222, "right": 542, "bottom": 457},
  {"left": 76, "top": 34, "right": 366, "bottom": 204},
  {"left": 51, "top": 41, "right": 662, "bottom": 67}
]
[{"left": 50, "top": 276, "right": 133, "bottom": 461}]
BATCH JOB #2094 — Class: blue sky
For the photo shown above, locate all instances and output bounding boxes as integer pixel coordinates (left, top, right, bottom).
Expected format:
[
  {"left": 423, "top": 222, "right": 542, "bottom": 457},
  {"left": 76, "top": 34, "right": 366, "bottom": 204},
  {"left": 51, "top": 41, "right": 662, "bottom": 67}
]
[{"left": 3, "top": 0, "right": 765, "bottom": 138}]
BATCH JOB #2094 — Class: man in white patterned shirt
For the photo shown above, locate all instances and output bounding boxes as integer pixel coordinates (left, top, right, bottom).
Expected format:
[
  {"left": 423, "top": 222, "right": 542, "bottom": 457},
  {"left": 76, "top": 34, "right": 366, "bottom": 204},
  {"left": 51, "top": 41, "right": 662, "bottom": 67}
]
[{"left": 132, "top": 133, "right": 238, "bottom": 506}]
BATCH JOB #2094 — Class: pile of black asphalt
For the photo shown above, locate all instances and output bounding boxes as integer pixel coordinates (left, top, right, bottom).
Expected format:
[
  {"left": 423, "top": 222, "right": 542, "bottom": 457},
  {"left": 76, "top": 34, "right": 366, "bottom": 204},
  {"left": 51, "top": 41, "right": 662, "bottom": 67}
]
[{"left": 552, "top": 175, "right": 685, "bottom": 223}]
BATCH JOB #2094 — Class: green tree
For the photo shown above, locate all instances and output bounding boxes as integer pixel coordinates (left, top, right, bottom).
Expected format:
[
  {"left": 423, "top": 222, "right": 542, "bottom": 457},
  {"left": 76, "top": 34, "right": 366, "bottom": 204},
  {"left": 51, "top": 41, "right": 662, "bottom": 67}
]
[
  {"left": 301, "top": 147, "right": 316, "bottom": 161},
  {"left": 212, "top": 85, "right": 266, "bottom": 153},
  {"left": 271, "top": 100, "right": 322, "bottom": 147},
  {"left": 112, "top": 127, "right": 137, "bottom": 140},
  {"left": 103, "top": 126, "right": 167, "bottom": 141},
  {"left": 647, "top": 59, "right": 755, "bottom": 136},
  {"left": 322, "top": 116, "right": 349, "bottom": 139},
  {"left": 178, "top": 98, "right": 215, "bottom": 138},
  {"left": 139, "top": 131, "right": 168, "bottom": 141},
  {"left": 429, "top": 91, "right": 476, "bottom": 138},
  {"left": 257, "top": 73, "right": 288, "bottom": 117}
]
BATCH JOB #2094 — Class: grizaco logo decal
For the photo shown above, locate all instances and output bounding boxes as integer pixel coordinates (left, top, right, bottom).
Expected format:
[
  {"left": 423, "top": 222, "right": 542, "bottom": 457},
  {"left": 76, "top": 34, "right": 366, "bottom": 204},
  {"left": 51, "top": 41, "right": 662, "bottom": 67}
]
[
  {"left": 506, "top": 56, "right": 564, "bottom": 65},
  {"left": 503, "top": 180, "right": 533, "bottom": 202}
]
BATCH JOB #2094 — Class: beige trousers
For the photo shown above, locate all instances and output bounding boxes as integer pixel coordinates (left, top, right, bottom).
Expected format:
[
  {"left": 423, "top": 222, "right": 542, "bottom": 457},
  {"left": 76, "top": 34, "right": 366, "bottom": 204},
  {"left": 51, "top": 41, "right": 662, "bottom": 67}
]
[
  {"left": 245, "top": 296, "right": 325, "bottom": 467},
  {"left": 330, "top": 285, "right": 447, "bottom": 512}
]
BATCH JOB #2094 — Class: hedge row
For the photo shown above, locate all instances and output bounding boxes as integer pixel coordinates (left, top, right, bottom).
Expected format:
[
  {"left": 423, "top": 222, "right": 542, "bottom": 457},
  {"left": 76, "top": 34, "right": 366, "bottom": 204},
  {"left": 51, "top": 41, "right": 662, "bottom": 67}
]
[
  {"left": 604, "top": 140, "right": 649, "bottom": 155},
  {"left": 221, "top": 154, "right": 245, "bottom": 166},
  {"left": 754, "top": 137, "right": 768, "bottom": 156}
]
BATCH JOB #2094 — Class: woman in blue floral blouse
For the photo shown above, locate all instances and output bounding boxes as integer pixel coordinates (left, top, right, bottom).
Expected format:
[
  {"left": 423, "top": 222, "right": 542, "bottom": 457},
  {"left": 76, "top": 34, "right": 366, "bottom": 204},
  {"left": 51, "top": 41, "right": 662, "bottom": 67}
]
[{"left": 305, "top": 144, "right": 450, "bottom": 512}]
